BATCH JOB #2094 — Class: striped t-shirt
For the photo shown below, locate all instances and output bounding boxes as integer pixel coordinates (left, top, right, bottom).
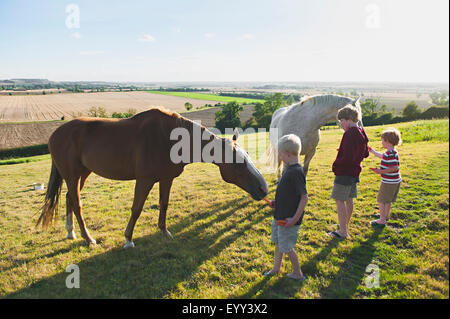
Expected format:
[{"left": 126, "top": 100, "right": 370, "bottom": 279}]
[{"left": 380, "top": 149, "right": 401, "bottom": 184}]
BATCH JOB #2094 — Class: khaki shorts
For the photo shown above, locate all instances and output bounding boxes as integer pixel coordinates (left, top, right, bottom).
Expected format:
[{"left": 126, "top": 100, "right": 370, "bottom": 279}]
[
  {"left": 331, "top": 182, "right": 358, "bottom": 201},
  {"left": 377, "top": 182, "right": 401, "bottom": 203},
  {"left": 270, "top": 219, "right": 301, "bottom": 253}
]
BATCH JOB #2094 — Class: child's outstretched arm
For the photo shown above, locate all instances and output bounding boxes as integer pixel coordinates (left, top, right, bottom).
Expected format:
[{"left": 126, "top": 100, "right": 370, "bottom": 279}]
[{"left": 368, "top": 146, "right": 383, "bottom": 158}]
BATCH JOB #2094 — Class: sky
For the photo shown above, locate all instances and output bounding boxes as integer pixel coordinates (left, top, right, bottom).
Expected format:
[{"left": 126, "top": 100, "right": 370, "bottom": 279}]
[{"left": 0, "top": 0, "right": 448, "bottom": 83}]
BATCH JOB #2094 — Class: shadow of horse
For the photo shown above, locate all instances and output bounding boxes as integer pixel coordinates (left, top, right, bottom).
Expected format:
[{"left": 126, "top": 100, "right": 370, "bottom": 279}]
[{"left": 7, "top": 198, "right": 268, "bottom": 298}]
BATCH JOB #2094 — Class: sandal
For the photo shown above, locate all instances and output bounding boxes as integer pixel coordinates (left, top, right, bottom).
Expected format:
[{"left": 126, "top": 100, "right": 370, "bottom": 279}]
[
  {"left": 371, "top": 220, "right": 386, "bottom": 228},
  {"left": 372, "top": 213, "right": 389, "bottom": 221},
  {"left": 263, "top": 271, "right": 278, "bottom": 277},
  {"left": 327, "top": 231, "right": 346, "bottom": 239},
  {"left": 286, "top": 274, "right": 307, "bottom": 282}
]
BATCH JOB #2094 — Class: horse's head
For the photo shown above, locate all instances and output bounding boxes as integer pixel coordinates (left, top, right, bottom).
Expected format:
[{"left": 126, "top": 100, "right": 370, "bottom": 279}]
[
  {"left": 217, "top": 129, "right": 269, "bottom": 201},
  {"left": 352, "top": 96, "right": 364, "bottom": 126}
]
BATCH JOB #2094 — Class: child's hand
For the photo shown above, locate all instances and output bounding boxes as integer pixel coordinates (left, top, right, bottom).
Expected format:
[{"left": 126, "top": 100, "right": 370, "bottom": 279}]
[
  {"left": 283, "top": 217, "right": 296, "bottom": 228},
  {"left": 368, "top": 146, "right": 373, "bottom": 152},
  {"left": 370, "top": 167, "right": 382, "bottom": 174}
]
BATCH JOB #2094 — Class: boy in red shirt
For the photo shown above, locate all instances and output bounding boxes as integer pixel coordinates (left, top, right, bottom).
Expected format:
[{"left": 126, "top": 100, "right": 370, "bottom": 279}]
[{"left": 328, "top": 105, "right": 369, "bottom": 239}]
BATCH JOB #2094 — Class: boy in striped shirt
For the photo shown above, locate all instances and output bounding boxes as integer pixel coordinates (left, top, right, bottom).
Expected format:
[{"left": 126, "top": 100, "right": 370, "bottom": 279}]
[{"left": 368, "top": 128, "right": 402, "bottom": 227}]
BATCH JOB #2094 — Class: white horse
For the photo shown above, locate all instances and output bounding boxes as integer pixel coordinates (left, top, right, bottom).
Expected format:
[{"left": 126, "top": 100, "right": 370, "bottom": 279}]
[{"left": 266, "top": 94, "right": 362, "bottom": 179}]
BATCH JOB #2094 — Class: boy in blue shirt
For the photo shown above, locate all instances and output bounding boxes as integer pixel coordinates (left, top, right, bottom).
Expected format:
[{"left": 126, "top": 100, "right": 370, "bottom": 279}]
[{"left": 264, "top": 134, "right": 309, "bottom": 282}]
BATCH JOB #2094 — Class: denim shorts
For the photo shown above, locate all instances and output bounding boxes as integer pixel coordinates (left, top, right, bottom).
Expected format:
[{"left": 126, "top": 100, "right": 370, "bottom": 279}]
[{"left": 270, "top": 219, "right": 301, "bottom": 253}]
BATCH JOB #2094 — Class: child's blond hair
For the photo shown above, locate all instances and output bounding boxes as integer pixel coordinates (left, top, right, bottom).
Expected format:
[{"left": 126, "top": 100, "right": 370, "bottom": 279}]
[
  {"left": 381, "top": 128, "right": 402, "bottom": 146},
  {"left": 337, "top": 105, "right": 361, "bottom": 122},
  {"left": 278, "top": 134, "right": 302, "bottom": 156}
]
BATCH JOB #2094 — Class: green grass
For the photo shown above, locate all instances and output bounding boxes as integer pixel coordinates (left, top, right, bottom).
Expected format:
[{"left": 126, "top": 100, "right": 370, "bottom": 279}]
[
  {"left": 0, "top": 120, "right": 448, "bottom": 298},
  {"left": 147, "top": 91, "right": 264, "bottom": 104},
  {"left": 0, "top": 154, "right": 50, "bottom": 166}
]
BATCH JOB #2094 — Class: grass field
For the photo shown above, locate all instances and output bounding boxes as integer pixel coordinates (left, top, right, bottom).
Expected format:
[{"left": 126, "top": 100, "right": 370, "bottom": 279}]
[
  {"left": 147, "top": 91, "right": 264, "bottom": 104},
  {"left": 0, "top": 120, "right": 448, "bottom": 298}
]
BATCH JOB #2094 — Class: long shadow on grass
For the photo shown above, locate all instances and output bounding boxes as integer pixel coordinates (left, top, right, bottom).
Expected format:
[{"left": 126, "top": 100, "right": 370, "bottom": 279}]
[
  {"left": 235, "top": 228, "right": 382, "bottom": 299},
  {"left": 6, "top": 197, "right": 268, "bottom": 298},
  {"left": 234, "top": 236, "right": 341, "bottom": 299},
  {"left": 318, "top": 229, "right": 382, "bottom": 299}
]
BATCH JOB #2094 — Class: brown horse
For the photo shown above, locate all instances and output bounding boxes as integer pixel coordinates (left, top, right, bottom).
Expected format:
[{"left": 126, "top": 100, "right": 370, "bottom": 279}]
[{"left": 37, "top": 107, "right": 269, "bottom": 248}]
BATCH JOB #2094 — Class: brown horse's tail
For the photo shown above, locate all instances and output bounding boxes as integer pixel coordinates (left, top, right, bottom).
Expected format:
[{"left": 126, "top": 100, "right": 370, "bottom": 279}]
[{"left": 36, "top": 160, "right": 63, "bottom": 229}]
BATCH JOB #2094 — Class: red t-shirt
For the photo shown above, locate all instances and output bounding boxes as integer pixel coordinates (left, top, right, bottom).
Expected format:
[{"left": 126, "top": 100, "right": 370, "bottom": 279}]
[{"left": 332, "top": 126, "right": 369, "bottom": 178}]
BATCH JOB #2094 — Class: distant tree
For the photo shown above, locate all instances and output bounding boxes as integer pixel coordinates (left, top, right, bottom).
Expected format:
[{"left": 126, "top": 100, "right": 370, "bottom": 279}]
[
  {"left": 402, "top": 101, "right": 421, "bottom": 120},
  {"left": 215, "top": 101, "right": 243, "bottom": 133},
  {"left": 420, "top": 106, "right": 449, "bottom": 120},
  {"left": 185, "top": 102, "right": 193, "bottom": 111},
  {"left": 126, "top": 108, "right": 137, "bottom": 116},
  {"left": 430, "top": 91, "right": 449, "bottom": 106},
  {"left": 88, "top": 106, "right": 108, "bottom": 118},
  {"left": 286, "top": 95, "right": 295, "bottom": 106},
  {"left": 252, "top": 93, "right": 286, "bottom": 129},
  {"left": 361, "top": 98, "right": 380, "bottom": 116}
]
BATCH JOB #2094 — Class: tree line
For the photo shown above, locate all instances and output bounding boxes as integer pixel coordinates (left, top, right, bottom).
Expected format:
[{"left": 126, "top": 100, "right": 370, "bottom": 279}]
[{"left": 214, "top": 93, "right": 449, "bottom": 133}]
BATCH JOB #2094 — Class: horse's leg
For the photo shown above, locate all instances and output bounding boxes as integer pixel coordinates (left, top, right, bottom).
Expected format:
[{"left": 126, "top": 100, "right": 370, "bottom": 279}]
[
  {"left": 66, "top": 171, "right": 91, "bottom": 240},
  {"left": 67, "top": 176, "right": 96, "bottom": 246},
  {"left": 158, "top": 178, "right": 174, "bottom": 238},
  {"left": 123, "top": 178, "right": 155, "bottom": 249},
  {"left": 303, "top": 148, "right": 316, "bottom": 176},
  {"left": 65, "top": 195, "right": 76, "bottom": 239}
]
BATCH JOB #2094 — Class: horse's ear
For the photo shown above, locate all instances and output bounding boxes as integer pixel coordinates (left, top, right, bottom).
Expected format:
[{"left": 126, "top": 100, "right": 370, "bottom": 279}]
[
  {"left": 232, "top": 128, "right": 239, "bottom": 141},
  {"left": 353, "top": 96, "right": 361, "bottom": 106}
]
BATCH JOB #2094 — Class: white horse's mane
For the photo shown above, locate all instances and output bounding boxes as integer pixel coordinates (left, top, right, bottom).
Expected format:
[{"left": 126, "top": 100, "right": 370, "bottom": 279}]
[{"left": 298, "top": 94, "right": 354, "bottom": 107}]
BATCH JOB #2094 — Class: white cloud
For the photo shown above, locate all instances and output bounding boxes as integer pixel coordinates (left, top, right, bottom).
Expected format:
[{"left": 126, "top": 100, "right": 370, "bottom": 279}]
[
  {"left": 138, "top": 34, "right": 156, "bottom": 42},
  {"left": 240, "top": 33, "right": 255, "bottom": 40},
  {"left": 79, "top": 50, "right": 104, "bottom": 56},
  {"left": 204, "top": 33, "right": 216, "bottom": 38}
]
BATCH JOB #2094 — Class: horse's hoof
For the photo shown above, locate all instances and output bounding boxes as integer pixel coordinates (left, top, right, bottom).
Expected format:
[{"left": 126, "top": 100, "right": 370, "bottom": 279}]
[
  {"left": 162, "top": 230, "right": 173, "bottom": 239},
  {"left": 123, "top": 240, "right": 135, "bottom": 249},
  {"left": 85, "top": 239, "right": 97, "bottom": 247},
  {"left": 66, "top": 231, "right": 77, "bottom": 240}
]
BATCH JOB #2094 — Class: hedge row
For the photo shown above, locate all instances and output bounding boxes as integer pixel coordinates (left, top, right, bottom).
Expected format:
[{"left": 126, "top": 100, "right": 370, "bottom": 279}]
[{"left": 0, "top": 144, "right": 49, "bottom": 160}]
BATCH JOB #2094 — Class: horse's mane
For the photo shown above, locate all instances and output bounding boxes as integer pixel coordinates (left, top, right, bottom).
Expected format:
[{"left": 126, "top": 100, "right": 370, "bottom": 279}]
[{"left": 299, "top": 94, "right": 352, "bottom": 107}]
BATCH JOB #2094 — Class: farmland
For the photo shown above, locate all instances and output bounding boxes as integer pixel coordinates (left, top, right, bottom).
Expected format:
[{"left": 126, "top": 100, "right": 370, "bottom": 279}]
[
  {"left": 147, "top": 91, "right": 264, "bottom": 104},
  {"left": 0, "top": 91, "right": 220, "bottom": 123},
  {"left": 0, "top": 120, "right": 448, "bottom": 299}
]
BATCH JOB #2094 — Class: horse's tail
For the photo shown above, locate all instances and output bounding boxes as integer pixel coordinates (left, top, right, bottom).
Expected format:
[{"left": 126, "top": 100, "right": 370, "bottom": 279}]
[{"left": 36, "top": 160, "right": 63, "bottom": 229}]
